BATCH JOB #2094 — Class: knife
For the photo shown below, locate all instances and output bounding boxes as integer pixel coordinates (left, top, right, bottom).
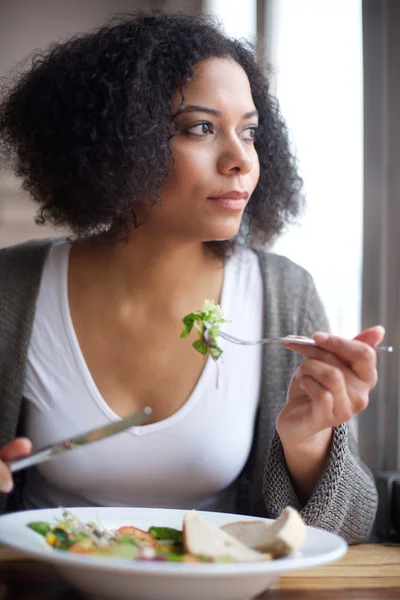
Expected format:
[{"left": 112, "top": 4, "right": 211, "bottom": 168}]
[{"left": 7, "top": 406, "right": 152, "bottom": 473}]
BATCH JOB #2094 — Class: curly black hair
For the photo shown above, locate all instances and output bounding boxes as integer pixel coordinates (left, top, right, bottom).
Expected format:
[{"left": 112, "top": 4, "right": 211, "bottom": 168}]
[{"left": 0, "top": 12, "right": 303, "bottom": 256}]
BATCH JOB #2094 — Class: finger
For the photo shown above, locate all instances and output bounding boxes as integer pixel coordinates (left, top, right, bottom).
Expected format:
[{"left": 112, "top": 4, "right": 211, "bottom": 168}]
[
  {"left": 298, "top": 373, "right": 360, "bottom": 427},
  {"left": 311, "top": 333, "right": 377, "bottom": 383},
  {"left": 299, "top": 350, "right": 372, "bottom": 407},
  {"left": 0, "top": 438, "right": 32, "bottom": 461},
  {"left": 0, "top": 461, "right": 13, "bottom": 493},
  {"left": 286, "top": 325, "right": 384, "bottom": 359},
  {"left": 298, "top": 376, "right": 336, "bottom": 422},
  {"left": 297, "top": 359, "right": 348, "bottom": 396},
  {"left": 284, "top": 341, "right": 348, "bottom": 368},
  {"left": 285, "top": 336, "right": 378, "bottom": 388},
  {"left": 353, "top": 325, "right": 385, "bottom": 348}
]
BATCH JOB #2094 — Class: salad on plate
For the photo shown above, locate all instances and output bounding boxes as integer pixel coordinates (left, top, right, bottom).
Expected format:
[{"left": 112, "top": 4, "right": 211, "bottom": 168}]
[{"left": 27, "top": 506, "right": 306, "bottom": 564}]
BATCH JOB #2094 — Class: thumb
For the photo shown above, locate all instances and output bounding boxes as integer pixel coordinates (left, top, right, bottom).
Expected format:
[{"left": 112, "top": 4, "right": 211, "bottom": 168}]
[
  {"left": 0, "top": 438, "right": 32, "bottom": 461},
  {"left": 353, "top": 325, "right": 385, "bottom": 348}
]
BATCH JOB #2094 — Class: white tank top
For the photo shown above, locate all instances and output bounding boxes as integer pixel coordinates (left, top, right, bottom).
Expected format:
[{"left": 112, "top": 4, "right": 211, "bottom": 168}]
[{"left": 22, "top": 241, "right": 263, "bottom": 511}]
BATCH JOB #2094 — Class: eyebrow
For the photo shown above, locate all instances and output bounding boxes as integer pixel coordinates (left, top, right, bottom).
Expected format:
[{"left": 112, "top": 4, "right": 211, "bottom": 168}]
[{"left": 171, "top": 105, "right": 259, "bottom": 119}]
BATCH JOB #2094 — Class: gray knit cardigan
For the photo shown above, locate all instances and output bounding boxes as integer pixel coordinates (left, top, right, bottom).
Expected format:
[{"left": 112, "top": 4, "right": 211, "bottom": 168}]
[{"left": 0, "top": 239, "right": 378, "bottom": 543}]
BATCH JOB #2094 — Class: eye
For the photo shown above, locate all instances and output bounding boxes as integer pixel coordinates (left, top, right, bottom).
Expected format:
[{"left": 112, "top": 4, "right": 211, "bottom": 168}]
[
  {"left": 242, "top": 126, "right": 258, "bottom": 142},
  {"left": 184, "top": 121, "right": 214, "bottom": 137}
]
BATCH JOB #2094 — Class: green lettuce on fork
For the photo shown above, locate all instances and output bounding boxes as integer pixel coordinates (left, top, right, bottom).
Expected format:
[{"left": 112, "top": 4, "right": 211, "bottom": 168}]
[{"left": 180, "top": 300, "right": 228, "bottom": 361}]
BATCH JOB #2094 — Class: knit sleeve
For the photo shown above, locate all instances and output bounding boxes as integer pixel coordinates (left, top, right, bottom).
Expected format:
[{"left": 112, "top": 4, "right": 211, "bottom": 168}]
[{"left": 262, "top": 273, "right": 378, "bottom": 544}]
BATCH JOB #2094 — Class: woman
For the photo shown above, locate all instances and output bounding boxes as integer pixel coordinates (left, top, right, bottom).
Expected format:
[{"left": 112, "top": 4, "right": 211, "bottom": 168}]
[{"left": 0, "top": 13, "right": 382, "bottom": 543}]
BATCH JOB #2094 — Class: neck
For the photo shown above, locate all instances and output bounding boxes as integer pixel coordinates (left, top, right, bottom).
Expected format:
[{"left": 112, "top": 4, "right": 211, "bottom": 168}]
[{"left": 75, "top": 229, "right": 225, "bottom": 314}]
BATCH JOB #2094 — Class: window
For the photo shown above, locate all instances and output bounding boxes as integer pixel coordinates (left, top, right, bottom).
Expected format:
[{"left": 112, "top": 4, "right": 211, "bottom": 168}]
[{"left": 266, "top": 0, "right": 364, "bottom": 339}]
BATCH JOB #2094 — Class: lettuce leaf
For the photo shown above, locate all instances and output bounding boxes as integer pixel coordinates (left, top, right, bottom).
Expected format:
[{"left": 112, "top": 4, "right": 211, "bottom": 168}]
[
  {"left": 180, "top": 300, "right": 227, "bottom": 361},
  {"left": 148, "top": 526, "right": 183, "bottom": 546}
]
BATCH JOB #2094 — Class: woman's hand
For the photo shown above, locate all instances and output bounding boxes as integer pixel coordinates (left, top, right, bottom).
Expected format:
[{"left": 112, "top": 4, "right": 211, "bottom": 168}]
[
  {"left": 0, "top": 438, "right": 32, "bottom": 493},
  {"left": 276, "top": 325, "right": 384, "bottom": 502}
]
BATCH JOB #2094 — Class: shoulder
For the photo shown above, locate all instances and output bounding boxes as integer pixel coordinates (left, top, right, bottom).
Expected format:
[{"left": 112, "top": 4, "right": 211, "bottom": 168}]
[
  {"left": 249, "top": 247, "right": 329, "bottom": 333},
  {"left": 0, "top": 238, "right": 55, "bottom": 269},
  {"left": 0, "top": 238, "right": 63, "bottom": 348},
  {"left": 0, "top": 238, "right": 57, "bottom": 293},
  {"left": 250, "top": 247, "right": 314, "bottom": 293}
]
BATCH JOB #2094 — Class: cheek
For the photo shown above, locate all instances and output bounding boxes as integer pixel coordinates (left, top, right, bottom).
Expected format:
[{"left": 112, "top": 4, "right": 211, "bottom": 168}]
[
  {"left": 250, "top": 156, "right": 260, "bottom": 191},
  {"left": 166, "top": 147, "right": 214, "bottom": 191}
]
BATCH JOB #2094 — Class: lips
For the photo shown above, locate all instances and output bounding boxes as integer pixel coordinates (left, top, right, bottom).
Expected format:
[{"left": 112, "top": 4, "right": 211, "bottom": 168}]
[
  {"left": 207, "top": 190, "right": 249, "bottom": 211},
  {"left": 207, "top": 191, "right": 249, "bottom": 200}
]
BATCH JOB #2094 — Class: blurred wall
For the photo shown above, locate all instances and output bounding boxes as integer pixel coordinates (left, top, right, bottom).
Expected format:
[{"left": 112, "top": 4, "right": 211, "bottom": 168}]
[{"left": 0, "top": 0, "right": 203, "bottom": 248}]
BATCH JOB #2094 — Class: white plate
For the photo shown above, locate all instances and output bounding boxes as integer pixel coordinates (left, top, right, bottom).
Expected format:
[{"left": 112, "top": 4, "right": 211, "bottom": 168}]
[{"left": 0, "top": 507, "right": 347, "bottom": 600}]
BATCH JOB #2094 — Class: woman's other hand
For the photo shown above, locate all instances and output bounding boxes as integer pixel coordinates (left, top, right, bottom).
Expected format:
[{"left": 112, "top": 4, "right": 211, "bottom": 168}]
[
  {"left": 0, "top": 438, "right": 32, "bottom": 493},
  {"left": 276, "top": 325, "right": 384, "bottom": 502}
]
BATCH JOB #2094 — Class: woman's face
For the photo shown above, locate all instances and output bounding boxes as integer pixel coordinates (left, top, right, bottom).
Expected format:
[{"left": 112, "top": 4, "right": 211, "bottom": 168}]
[{"left": 147, "top": 57, "right": 260, "bottom": 243}]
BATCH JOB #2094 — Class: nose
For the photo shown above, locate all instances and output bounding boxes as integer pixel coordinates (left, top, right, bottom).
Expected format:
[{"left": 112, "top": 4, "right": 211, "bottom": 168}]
[{"left": 217, "top": 136, "right": 253, "bottom": 176}]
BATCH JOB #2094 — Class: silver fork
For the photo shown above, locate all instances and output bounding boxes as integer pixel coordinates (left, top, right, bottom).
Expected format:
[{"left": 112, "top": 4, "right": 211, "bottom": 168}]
[{"left": 218, "top": 330, "right": 393, "bottom": 352}]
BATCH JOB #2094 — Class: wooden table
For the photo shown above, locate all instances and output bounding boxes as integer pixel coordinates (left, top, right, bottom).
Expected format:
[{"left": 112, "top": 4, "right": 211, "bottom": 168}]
[{"left": 0, "top": 543, "right": 399, "bottom": 599}]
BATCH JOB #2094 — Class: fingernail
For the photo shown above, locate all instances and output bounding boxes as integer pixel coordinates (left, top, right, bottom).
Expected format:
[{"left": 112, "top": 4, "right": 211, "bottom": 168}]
[{"left": 313, "top": 332, "right": 329, "bottom": 342}]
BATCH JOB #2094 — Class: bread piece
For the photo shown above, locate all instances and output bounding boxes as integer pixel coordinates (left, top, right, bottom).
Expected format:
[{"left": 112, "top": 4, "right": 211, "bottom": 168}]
[
  {"left": 183, "top": 511, "right": 271, "bottom": 562},
  {"left": 220, "top": 519, "right": 271, "bottom": 551},
  {"left": 221, "top": 507, "right": 306, "bottom": 558}
]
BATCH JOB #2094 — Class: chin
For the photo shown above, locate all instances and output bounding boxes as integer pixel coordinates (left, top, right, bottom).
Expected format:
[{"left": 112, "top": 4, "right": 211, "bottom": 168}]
[
  {"left": 204, "top": 230, "right": 240, "bottom": 243},
  {"left": 201, "top": 219, "right": 243, "bottom": 243}
]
